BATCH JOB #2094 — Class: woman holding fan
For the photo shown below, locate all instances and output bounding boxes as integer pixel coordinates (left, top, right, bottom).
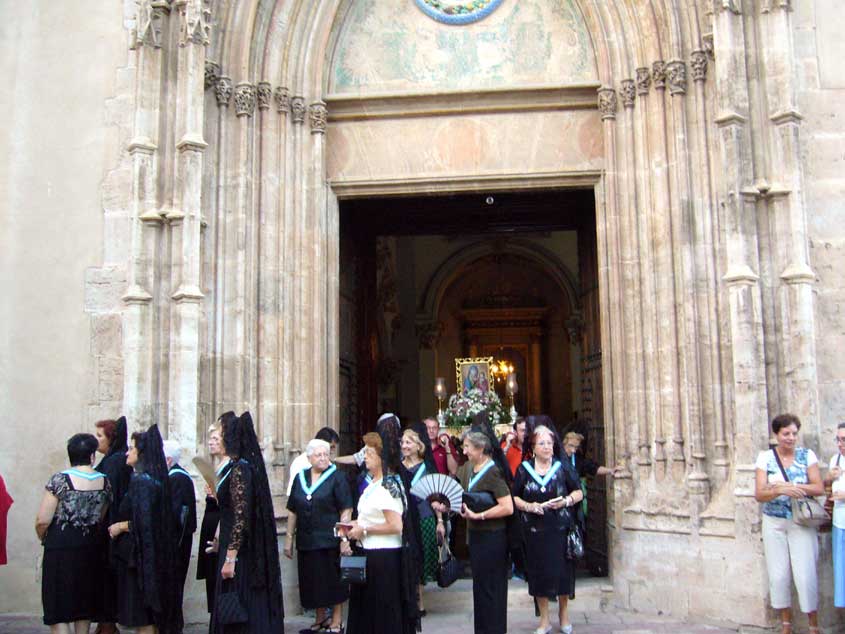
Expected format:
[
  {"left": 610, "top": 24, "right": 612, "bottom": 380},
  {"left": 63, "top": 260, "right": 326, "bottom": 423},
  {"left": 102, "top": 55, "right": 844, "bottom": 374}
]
[{"left": 512, "top": 425, "right": 583, "bottom": 634}]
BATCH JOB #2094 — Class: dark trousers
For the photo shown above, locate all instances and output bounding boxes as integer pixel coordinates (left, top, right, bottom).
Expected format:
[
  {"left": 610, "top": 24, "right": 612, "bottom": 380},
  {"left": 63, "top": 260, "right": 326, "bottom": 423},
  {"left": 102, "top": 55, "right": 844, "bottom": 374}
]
[
  {"left": 468, "top": 529, "right": 508, "bottom": 634},
  {"left": 174, "top": 535, "right": 193, "bottom": 633}
]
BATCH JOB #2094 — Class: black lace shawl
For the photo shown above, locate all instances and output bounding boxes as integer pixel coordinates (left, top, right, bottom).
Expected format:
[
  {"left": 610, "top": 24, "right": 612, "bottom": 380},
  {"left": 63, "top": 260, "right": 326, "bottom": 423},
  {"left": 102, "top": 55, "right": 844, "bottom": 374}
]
[
  {"left": 129, "top": 424, "right": 182, "bottom": 634},
  {"left": 96, "top": 416, "right": 131, "bottom": 525},
  {"left": 377, "top": 418, "right": 422, "bottom": 634},
  {"left": 219, "top": 411, "right": 284, "bottom": 621}
]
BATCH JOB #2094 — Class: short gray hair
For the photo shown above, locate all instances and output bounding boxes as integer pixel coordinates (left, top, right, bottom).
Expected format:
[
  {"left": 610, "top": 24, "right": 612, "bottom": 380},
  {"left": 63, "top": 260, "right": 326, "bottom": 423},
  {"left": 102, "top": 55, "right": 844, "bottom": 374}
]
[
  {"left": 305, "top": 438, "right": 331, "bottom": 457},
  {"left": 162, "top": 439, "right": 182, "bottom": 463},
  {"left": 463, "top": 431, "right": 492, "bottom": 455}
]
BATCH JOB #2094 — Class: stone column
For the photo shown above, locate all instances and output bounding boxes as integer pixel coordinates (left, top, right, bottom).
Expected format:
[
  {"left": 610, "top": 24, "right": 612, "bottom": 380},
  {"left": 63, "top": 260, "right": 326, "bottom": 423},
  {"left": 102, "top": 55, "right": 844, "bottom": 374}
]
[
  {"left": 123, "top": 0, "right": 170, "bottom": 428},
  {"left": 530, "top": 335, "right": 542, "bottom": 415},
  {"left": 167, "top": 0, "right": 210, "bottom": 454}
]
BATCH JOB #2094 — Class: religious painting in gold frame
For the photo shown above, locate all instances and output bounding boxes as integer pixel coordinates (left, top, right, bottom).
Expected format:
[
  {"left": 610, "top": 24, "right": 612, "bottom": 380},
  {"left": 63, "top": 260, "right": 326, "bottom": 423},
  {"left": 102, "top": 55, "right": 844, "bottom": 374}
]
[{"left": 455, "top": 357, "right": 493, "bottom": 395}]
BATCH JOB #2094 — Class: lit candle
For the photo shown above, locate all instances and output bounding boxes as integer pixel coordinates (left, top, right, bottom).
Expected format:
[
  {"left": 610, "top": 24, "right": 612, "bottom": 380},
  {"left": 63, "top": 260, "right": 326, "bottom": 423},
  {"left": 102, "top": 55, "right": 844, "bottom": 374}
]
[
  {"left": 434, "top": 377, "right": 447, "bottom": 399},
  {"left": 506, "top": 374, "right": 518, "bottom": 396}
]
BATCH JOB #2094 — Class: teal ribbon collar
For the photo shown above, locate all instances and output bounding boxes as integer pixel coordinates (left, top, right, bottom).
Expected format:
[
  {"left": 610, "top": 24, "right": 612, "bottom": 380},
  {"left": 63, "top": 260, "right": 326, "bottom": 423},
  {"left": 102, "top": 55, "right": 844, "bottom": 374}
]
[
  {"left": 468, "top": 460, "right": 495, "bottom": 491},
  {"left": 521, "top": 459, "right": 562, "bottom": 492},
  {"left": 169, "top": 467, "right": 191, "bottom": 479},
  {"left": 299, "top": 464, "right": 337, "bottom": 500},
  {"left": 410, "top": 463, "right": 426, "bottom": 487},
  {"left": 63, "top": 468, "right": 105, "bottom": 481}
]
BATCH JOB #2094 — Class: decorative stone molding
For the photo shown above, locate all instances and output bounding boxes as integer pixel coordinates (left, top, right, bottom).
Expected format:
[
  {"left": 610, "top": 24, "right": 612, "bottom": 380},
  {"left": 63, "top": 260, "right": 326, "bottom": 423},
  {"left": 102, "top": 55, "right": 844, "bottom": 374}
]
[
  {"left": 666, "top": 60, "right": 687, "bottom": 95},
  {"left": 597, "top": 87, "right": 617, "bottom": 120},
  {"left": 178, "top": 0, "right": 211, "bottom": 47},
  {"left": 714, "top": 0, "right": 741, "bottom": 13},
  {"left": 652, "top": 61, "right": 667, "bottom": 90},
  {"left": 636, "top": 67, "right": 651, "bottom": 95},
  {"left": 215, "top": 77, "right": 233, "bottom": 107},
  {"left": 291, "top": 97, "right": 306, "bottom": 124},
  {"left": 309, "top": 102, "right": 328, "bottom": 134},
  {"left": 274, "top": 86, "right": 290, "bottom": 114},
  {"left": 702, "top": 33, "right": 715, "bottom": 59},
  {"left": 135, "top": 0, "right": 168, "bottom": 49},
  {"left": 204, "top": 61, "right": 221, "bottom": 90},
  {"left": 257, "top": 82, "right": 272, "bottom": 110},
  {"left": 690, "top": 50, "right": 708, "bottom": 83},
  {"left": 234, "top": 83, "right": 256, "bottom": 117},
  {"left": 620, "top": 80, "right": 635, "bottom": 108},
  {"left": 564, "top": 312, "right": 584, "bottom": 345},
  {"left": 415, "top": 321, "right": 445, "bottom": 350},
  {"left": 761, "top": 0, "right": 791, "bottom": 13}
]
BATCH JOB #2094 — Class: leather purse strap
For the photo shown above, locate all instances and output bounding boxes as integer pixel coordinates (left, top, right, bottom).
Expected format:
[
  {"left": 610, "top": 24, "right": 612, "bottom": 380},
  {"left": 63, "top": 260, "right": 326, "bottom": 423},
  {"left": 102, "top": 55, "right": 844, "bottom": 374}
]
[{"left": 772, "top": 448, "right": 791, "bottom": 483}]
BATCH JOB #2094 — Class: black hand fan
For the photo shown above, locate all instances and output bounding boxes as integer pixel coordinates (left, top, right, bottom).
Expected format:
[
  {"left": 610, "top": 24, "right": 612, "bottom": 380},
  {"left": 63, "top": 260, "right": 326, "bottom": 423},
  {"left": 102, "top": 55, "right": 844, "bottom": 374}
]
[{"left": 410, "top": 473, "right": 464, "bottom": 512}]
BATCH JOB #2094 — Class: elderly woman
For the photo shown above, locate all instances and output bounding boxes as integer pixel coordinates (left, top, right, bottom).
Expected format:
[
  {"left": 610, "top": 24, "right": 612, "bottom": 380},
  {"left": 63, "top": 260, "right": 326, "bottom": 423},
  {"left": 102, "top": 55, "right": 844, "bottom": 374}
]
[
  {"left": 827, "top": 422, "right": 845, "bottom": 610},
  {"left": 197, "top": 423, "right": 223, "bottom": 614},
  {"left": 108, "top": 424, "right": 180, "bottom": 634},
  {"left": 93, "top": 417, "right": 131, "bottom": 634},
  {"left": 37, "top": 433, "right": 112, "bottom": 634},
  {"left": 458, "top": 430, "right": 514, "bottom": 634},
  {"left": 512, "top": 425, "right": 583, "bottom": 634},
  {"left": 285, "top": 438, "right": 353, "bottom": 634},
  {"left": 344, "top": 430, "right": 417, "bottom": 634},
  {"left": 211, "top": 411, "right": 284, "bottom": 634},
  {"left": 400, "top": 425, "right": 440, "bottom": 614},
  {"left": 755, "top": 414, "right": 824, "bottom": 634}
]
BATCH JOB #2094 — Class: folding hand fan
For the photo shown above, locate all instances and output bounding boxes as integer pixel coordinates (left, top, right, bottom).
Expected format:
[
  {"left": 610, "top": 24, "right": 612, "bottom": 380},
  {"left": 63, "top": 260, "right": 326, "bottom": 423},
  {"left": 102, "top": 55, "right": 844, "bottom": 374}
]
[{"left": 410, "top": 473, "right": 464, "bottom": 511}]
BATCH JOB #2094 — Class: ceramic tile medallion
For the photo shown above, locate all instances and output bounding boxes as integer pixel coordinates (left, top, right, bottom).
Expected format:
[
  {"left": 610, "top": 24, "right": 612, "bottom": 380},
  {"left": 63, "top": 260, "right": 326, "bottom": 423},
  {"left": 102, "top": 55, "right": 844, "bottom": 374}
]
[{"left": 414, "top": 0, "right": 506, "bottom": 25}]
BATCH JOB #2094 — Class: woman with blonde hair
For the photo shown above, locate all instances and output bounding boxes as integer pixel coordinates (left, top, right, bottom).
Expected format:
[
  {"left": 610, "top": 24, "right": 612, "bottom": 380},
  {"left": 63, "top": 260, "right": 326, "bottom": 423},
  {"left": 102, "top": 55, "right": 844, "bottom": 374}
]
[{"left": 196, "top": 422, "right": 223, "bottom": 614}]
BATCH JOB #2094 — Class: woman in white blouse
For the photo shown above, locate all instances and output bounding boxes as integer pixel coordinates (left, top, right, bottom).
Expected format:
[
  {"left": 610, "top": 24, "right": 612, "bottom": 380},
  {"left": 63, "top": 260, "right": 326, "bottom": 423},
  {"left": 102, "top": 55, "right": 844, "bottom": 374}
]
[
  {"left": 826, "top": 422, "right": 845, "bottom": 611},
  {"left": 345, "top": 432, "right": 408, "bottom": 634}
]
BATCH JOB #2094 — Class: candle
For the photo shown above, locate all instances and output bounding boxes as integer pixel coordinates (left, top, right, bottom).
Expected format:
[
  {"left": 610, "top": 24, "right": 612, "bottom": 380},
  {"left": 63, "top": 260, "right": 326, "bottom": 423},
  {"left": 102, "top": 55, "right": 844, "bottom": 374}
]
[{"left": 434, "top": 377, "right": 447, "bottom": 399}]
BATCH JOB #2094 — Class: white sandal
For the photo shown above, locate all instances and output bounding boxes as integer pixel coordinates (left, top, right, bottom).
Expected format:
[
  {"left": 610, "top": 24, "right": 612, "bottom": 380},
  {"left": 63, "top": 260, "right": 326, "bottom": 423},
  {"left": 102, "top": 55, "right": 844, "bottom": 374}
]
[{"left": 559, "top": 625, "right": 573, "bottom": 634}]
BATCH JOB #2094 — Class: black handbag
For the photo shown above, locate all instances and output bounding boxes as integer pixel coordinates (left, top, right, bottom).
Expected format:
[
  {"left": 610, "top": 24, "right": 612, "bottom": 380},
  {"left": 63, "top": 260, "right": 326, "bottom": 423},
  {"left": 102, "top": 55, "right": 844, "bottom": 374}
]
[
  {"left": 436, "top": 542, "right": 461, "bottom": 588},
  {"left": 216, "top": 581, "right": 248, "bottom": 625},
  {"left": 462, "top": 491, "right": 496, "bottom": 514},
  {"left": 340, "top": 555, "right": 367, "bottom": 584},
  {"left": 566, "top": 523, "right": 584, "bottom": 560}
]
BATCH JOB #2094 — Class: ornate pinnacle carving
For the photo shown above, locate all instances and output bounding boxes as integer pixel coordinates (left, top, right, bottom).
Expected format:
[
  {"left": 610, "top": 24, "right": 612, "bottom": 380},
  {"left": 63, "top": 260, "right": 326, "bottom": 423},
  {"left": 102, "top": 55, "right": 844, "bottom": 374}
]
[
  {"left": 620, "top": 80, "right": 636, "bottom": 108},
  {"left": 135, "top": 0, "right": 168, "bottom": 49},
  {"left": 274, "top": 86, "right": 290, "bottom": 114},
  {"left": 257, "top": 82, "right": 272, "bottom": 110},
  {"left": 215, "top": 77, "right": 232, "bottom": 107},
  {"left": 415, "top": 321, "right": 444, "bottom": 350},
  {"left": 702, "top": 33, "right": 715, "bottom": 59},
  {"left": 666, "top": 60, "right": 687, "bottom": 95},
  {"left": 204, "top": 61, "right": 221, "bottom": 91},
  {"left": 178, "top": 0, "right": 211, "bottom": 47},
  {"left": 309, "top": 102, "right": 328, "bottom": 134},
  {"left": 690, "top": 50, "right": 708, "bottom": 82},
  {"left": 653, "top": 61, "right": 667, "bottom": 90},
  {"left": 234, "top": 83, "right": 256, "bottom": 117},
  {"left": 636, "top": 67, "right": 651, "bottom": 95},
  {"left": 291, "top": 97, "right": 306, "bottom": 124},
  {"left": 597, "top": 87, "right": 617, "bottom": 120}
]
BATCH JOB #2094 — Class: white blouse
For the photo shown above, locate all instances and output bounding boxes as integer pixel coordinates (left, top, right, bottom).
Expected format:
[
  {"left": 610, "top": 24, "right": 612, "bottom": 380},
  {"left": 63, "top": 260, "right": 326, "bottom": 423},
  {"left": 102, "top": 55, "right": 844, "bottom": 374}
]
[{"left": 357, "top": 478, "right": 403, "bottom": 550}]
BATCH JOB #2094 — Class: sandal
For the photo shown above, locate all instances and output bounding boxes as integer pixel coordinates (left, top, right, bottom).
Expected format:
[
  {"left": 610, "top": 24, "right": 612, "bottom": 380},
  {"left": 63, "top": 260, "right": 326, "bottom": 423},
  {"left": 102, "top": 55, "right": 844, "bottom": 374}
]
[{"left": 299, "top": 617, "right": 331, "bottom": 634}]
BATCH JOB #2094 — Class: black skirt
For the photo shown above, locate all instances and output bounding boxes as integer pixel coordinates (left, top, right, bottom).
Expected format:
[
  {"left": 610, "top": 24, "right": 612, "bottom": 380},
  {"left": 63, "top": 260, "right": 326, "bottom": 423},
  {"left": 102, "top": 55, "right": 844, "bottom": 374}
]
[
  {"left": 42, "top": 545, "right": 102, "bottom": 625},
  {"left": 346, "top": 548, "right": 404, "bottom": 634},
  {"left": 116, "top": 560, "right": 154, "bottom": 628},
  {"left": 297, "top": 548, "right": 349, "bottom": 609},
  {"left": 524, "top": 530, "right": 574, "bottom": 599},
  {"left": 468, "top": 529, "right": 509, "bottom": 634}
]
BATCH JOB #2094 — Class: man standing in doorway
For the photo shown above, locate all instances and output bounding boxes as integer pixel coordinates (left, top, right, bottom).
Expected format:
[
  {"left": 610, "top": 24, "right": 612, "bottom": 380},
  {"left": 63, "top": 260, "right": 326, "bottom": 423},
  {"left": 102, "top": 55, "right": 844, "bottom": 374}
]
[{"left": 424, "top": 417, "right": 458, "bottom": 476}]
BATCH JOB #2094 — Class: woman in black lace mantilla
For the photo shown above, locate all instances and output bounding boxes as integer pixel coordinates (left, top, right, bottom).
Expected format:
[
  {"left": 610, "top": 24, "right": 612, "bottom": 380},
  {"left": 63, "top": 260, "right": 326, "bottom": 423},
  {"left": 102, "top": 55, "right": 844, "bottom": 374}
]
[
  {"left": 108, "top": 424, "right": 181, "bottom": 634},
  {"left": 210, "top": 411, "right": 283, "bottom": 634}
]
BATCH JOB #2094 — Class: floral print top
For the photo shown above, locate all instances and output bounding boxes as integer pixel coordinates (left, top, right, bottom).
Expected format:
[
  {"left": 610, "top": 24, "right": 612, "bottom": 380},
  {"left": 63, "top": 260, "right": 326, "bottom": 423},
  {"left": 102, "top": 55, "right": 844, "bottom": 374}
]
[
  {"left": 755, "top": 447, "right": 817, "bottom": 519},
  {"left": 45, "top": 472, "right": 112, "bottom": 538}
]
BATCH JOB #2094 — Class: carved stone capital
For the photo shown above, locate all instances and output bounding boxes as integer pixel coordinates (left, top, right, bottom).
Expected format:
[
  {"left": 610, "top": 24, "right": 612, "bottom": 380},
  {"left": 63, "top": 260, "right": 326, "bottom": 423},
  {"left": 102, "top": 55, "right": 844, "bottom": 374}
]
[
  {"left": 257, "top": 82, "right": 272, "bottom": 110},
  {"left": 761, "top": 0, "right": 791, "bottom": 13},
  {"left": 636, "top": 67, "right": 651, "bottom": 95},
  {"left": 690, "top": 50, "right": 708, "bottom": 82},
  {"left": 309, "top": 102, "right": 328, "bottom": 134},
  {"left": 291, "top": 97, "right": 306, "bottom": 124},
  {"left": 415, "top": 321, "right": 445, "bottom": 350},
  {"left": 653, "top": 61, "right": 667, "bottom": 90},
  {"left": 620, "top": 80, "right": 636, "bottom": 108},
  {"left": 204, "top": 61, "right": 221, "bottom": 91},
  {"left": 135, "top": 0, "right": 168, "bottom": 49},
  {"left": 666, "top": 60, "right": 687, "bottom": 95},
  {"left": 215, "top": 77, "right": 233, "bottom": 107},
  {"left": 234, "top": 83, "right": 256, "bottom": 117},
  {"left": 597, "top": 87, "right": 617, "bottom": 120},
  {"left": 274, "top": 86, "right": 290, "bottom": 114},
  {"left": 178, "top": 0, "right": 211, "bottom": 47}
]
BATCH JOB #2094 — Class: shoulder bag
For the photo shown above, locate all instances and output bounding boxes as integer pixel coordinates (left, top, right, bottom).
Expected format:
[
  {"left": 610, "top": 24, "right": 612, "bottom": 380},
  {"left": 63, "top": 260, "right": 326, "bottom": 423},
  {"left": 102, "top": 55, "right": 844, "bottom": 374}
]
[
  {"left": 772, "top": 449, "right": 831, "bottom": 529},
  {"left": 216, "top": 580, "right": 248, "bottom": 625},
  {"left": 340, "top": 554, "right": 367, "bottom": 584},
  {"left": 435, "top": 541, "right": 461, "bottom": 588}
]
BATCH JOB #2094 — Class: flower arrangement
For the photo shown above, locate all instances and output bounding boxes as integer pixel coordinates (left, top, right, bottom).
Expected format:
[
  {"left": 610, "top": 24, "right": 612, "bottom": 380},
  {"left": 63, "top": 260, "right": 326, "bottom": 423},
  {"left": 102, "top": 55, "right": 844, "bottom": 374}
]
[{"left": 444, "top": 388, "right": 511, "bottom": 430}]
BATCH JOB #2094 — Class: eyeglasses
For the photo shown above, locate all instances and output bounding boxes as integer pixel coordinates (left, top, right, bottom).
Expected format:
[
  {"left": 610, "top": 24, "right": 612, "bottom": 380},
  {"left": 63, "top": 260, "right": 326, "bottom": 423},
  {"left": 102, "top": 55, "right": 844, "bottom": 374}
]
[{"left": 836, "top": 437, "right": 845, "bottom": 444}]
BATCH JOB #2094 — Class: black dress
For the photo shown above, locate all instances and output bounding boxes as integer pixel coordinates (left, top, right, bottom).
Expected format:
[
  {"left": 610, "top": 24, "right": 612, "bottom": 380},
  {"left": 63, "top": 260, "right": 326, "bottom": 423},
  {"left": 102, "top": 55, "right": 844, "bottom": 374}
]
[
  {"left": 286, "top": 465, "right": 353, "bottom": 608},
  {"left": 197, "top": 494, "right": 220, "bottom": 612},
  {"left": 169, "top": 464, "right": 197, "bottom": 632},
  {"left": 42, "top": 472, "right": 111, "bottom": 625},
  {"left": 512, "top": 458, "right": 581, "bottom": 599},
  {"left": 211, "top": 460, "right": 284, "bottom": 634},
  {"left": 95, "top": 450, "right": 131, "bottom": 623}
]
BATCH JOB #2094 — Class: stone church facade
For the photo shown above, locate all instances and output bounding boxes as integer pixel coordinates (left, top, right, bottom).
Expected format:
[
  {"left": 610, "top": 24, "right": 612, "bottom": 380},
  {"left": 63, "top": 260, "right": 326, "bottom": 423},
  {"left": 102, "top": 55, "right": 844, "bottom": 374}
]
[{"left": 2, "top": 1, "right": 845, "bottom": 629}]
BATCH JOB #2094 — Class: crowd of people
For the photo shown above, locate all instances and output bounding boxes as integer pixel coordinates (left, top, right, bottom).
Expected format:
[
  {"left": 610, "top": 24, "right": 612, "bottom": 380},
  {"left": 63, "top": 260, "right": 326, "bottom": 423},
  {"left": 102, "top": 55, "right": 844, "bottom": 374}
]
[{"left": 33, "top": 409, "right": 845, "bottom": 634}]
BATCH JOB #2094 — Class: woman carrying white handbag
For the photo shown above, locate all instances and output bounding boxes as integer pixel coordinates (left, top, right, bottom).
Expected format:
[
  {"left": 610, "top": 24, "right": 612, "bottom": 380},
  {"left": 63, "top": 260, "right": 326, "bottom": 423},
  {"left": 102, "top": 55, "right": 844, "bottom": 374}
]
[{"left": 755, "top": 413, "right": 825, "bottom": 634}]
